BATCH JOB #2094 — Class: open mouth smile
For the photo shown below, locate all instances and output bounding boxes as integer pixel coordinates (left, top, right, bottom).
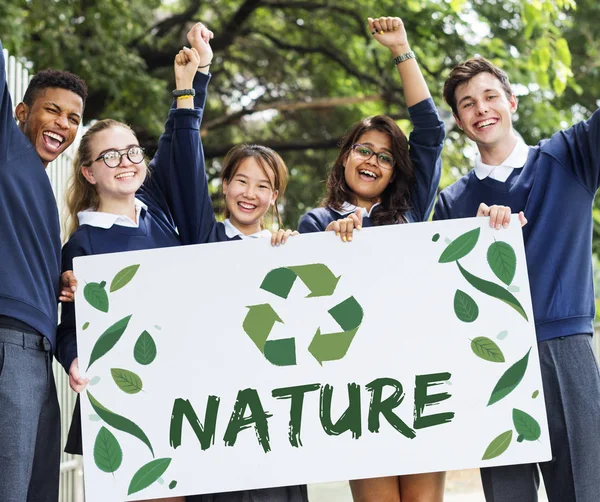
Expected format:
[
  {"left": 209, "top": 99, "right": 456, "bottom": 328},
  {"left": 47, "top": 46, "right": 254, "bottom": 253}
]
[
  {"left": 42, "top": 131, "right": 66, "bottom": 151},
  {"left": 358, "top": 168, "right": 379, "bottom": 181},
  {"left": 475, "top": 118, "right": 498, "bottom": 130},
  {"left": 238, "top": 201, "right": 257, "bottom": 212}
]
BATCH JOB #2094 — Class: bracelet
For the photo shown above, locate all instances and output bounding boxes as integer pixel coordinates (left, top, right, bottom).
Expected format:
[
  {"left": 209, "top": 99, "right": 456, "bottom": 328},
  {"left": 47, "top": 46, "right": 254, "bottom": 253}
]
[
  {"left": 198, "top": 61, "right": 212, "bottom": 68},
  {"left": 176, "top": 95, "right": 194, "bottom": 100},
  {"left": 172, "top": 88, "right": 196, "bottom": 98},
  {"left": 393, "top": 50, "right": 416, "bottom": 65}
]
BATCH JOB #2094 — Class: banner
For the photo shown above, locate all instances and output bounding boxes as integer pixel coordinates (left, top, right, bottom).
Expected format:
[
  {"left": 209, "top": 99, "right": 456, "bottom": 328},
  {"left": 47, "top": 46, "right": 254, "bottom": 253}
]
[{"left": 74, "top": 216, "right": 550, "bottom": 501}]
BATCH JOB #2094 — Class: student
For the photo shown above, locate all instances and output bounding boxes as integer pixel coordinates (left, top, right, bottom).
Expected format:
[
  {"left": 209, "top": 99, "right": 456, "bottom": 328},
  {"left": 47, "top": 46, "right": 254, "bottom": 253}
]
[
  {"left": 0, "top": 39, "right": 86, "bottom": 501},
  {"left": 57, "top": 25, "right": 301, "bottom": 502},
  {"left": 434, "top": 56, "right": 600, "bottom": 502},
  {"left": 298, "top": 16, "right": 445, "bottom": 502}
]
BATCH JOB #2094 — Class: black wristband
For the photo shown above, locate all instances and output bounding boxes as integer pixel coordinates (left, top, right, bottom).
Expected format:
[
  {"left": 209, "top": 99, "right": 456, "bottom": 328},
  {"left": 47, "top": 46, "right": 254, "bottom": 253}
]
[
  {"left": 198, "top": 61, "right": 212, "bottom": 68},
  {"left": 172, "top": 88, "right": 196, "bottom": 98}
]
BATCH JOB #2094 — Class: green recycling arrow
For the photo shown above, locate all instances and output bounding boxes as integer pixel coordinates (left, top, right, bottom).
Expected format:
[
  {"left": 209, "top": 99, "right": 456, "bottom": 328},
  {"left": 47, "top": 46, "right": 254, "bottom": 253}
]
[
  {"left": 242, "top": 304, "right": 296, "bottom": 366},
  {"left": 260, "top": 264, "right": 340, "bottom": 299},
  {"left": 243, "top": 263, "right": 363, "bottom": 367},
  {"left": 308, "top": 296, "right": 364, "bottom": 365}
]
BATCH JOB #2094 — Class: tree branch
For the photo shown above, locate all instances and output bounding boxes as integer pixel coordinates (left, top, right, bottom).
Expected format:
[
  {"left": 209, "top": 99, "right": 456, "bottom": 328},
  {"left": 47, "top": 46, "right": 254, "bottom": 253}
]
[
  {"left": 255, "top": 31, "right": 380, "bottom": 87},
  {"left": 201, "top": 94, "right": 382, "bottom": 132},
  {"left": 204, "top": 137, "right": 343, "bottom": 159}
]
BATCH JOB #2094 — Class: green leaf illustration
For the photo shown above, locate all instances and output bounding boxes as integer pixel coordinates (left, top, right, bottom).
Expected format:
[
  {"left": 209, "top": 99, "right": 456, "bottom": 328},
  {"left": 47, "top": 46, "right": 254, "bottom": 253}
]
[
  {"left": 128, "top": 458, "right": 172, "bottom": 495},
  {"left": 86, "top": 315, "right": 132, "bottom": 370},
  {"left": 497, "top": 330, "right": 508, "bottom": 340},
  {"left": 87, "top": 391, "right": 154, "bottom": 456},
  {"left": 457, "top": 262, "right": 528, "bottom": 321},
  {"left": 439, "top": 228, "right": 480, "bottom": 263},
  {"left": 513, "top": 408, "right": 541, "bottom": 442},
  {"left": 94, "top": 426, "right": 123, "bottom": 473},
  {"left": 89, "top": 414, "right": 101, "bottom": 421},
  {"left": 482, "top": 430, "right": 513, "bottom": 460},
  {"left": 89, "top": 376, "right": 101, "bottom": 386},
  {"left": 169, "top": 480, "right": 178, "bottom": 489},
  {"left": 488, "top": 348, "right": 531, "bottom": 406},
  {"left": 82, "top": 322, "right": 90, "bottom": 330},
  {"left": 454, "top": 290, "right": 479, "bottom": 322},
  {"left": 487, "top": 241, "right": 517, "bottom": 285},
  {"left": 84, "top": 281, "right": 109, "bottom": 313},
  {"left": 508, "top": 285, "right": 520, "bottom": 293},
  {"left": 471, "top": 337, "right": 505, "bottom": 363},
  {"left": 110, "top": 368, "right": 144, "bottom": 394},
  {"left": 532, "top": 390, "right": 539, "bottom": 399},
  {"left": 134, "top": 331, "right": 157, "bottom": 365},
  {"left": 110, "top": 264, "right": 140, "bottom": 293},
  {"left": 432, "top": 233, "right": 440, "bottom": 242}
]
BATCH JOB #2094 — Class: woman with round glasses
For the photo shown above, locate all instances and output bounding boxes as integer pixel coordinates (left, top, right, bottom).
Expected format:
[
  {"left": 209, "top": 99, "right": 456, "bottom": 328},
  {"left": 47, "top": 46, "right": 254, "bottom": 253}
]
[
  {"left": 298, "top": 16, "right": 444, "bottom": 247},
  {"left": 55, "top": 25, "right": 213, "bottom": 502},
  {"left": 298, "top": 15, "right": 446, "bottom": 502}
]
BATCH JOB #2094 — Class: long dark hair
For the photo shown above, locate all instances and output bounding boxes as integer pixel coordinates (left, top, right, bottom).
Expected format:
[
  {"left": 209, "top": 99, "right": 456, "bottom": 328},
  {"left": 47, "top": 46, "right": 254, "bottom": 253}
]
[{"left": 323, "top": 115, "right": 415, "bottom": 226}]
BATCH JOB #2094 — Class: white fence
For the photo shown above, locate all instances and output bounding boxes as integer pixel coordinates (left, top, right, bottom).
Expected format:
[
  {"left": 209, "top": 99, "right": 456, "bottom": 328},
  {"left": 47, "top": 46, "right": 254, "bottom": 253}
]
[{"left": 3, "top": 47, "right": 84, "bottom": 502}]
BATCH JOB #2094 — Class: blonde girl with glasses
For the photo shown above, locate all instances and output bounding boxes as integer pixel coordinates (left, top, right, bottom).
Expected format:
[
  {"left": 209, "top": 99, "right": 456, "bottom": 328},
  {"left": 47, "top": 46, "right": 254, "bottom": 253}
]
[
  {"left": 298, "top": 16, "right": 444, "bottom": 245},
  {"left": 55, "top": 24, "right": 216, "bottom": 502},
  {"left": 298, "top": 15, "right": 446, "bottom": 502}
]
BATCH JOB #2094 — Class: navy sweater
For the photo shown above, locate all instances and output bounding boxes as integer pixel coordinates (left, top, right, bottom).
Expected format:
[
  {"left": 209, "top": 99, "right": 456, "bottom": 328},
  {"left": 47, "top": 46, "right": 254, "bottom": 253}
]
[
  {"left": 56, "top": 75, "right": 208, "bottom": 373},
  {"left": 0, "top": 40, "right": 62, "bottom": 342},
  {"left": 434, "top": 109, "right": 600, "bottom": 342},
  {"left": 298, "top": 97, "right": 444, "bottom": 232}
]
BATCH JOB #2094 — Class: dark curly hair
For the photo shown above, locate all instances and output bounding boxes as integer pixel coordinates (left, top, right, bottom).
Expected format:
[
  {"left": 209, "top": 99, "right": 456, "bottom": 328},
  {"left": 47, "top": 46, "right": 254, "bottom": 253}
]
[
  {"left": 23, "top": 69, "right": 88, "bottom": 108},
  {"left": 322, "top": 115, "right": 415, "bottom": 226}
]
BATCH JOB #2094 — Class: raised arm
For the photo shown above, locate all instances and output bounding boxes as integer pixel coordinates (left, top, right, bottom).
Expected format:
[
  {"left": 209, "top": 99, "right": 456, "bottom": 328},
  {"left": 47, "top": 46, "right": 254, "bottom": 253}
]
[
  {"left": 0, "top": 40, "right": 22, "bottom": 165},
  {"left": 142, "top": 23, "right": 218, "bottom": 244},
  {"left": 370, "top": 17, "right": 444, "bottom": 221},
  {"left": 369, "top": 17, "right": 430, "bottom": 106}
]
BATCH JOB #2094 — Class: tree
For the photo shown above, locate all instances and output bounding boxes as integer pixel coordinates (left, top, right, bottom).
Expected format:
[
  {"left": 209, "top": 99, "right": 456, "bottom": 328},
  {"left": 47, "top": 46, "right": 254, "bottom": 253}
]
[{"left": 0, "top": 0, "right": 582, "bottom": 229}]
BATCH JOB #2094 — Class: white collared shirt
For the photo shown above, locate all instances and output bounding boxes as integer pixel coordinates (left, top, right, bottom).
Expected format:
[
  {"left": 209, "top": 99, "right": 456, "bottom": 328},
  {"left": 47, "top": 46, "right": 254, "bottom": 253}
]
[
  {"left": 78, "top": 198, "right": 148, "bottom": 229},
  {"left": 331, "top": 201, "right": 381, "bottom": 219},
  {"left": 474, "top": 138, "right": 530, "bottom": 182},
  {"left": 223, "top": 218, "right": 272, "bottom": 240}
]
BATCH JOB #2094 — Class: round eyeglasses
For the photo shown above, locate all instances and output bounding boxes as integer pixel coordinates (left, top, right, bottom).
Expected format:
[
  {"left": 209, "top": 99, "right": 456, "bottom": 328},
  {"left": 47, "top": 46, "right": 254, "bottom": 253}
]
[
  {"left": 351, "top": 143, "right": 394, "bottom": 169},
  {"left": 94, "top": 146, "right": 145, "bottom": 168}
]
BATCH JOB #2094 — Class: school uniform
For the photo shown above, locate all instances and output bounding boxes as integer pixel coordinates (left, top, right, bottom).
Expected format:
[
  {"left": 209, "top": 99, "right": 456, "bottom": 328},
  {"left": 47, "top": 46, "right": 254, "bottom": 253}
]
[
  {"left": 0, "top": 40, "right": 61, "bottom": 502},
  {"left": 56, "top": 74, "right": 209, "bottom": 454},
  {"left": 434, "top": 115, "right": 600, "bottom": 501},
  {"left": 298, "top": 97, "right": 444, "bottom": 232}
]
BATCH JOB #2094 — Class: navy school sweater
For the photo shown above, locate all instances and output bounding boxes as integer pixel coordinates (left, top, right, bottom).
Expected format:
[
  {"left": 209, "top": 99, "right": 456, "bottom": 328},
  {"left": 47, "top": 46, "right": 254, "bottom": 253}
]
[
  {"left": 0, "top": 39, "right": 62, "bottom": 342},
  {"left": 434, "top": 109, "right": 600, "bottom": 342},
  {"left": 56, "top": 77, "right": 208, "bottom": 372},
  {"left": 298, "top": 97, "right": 444, "bottom": 232}
]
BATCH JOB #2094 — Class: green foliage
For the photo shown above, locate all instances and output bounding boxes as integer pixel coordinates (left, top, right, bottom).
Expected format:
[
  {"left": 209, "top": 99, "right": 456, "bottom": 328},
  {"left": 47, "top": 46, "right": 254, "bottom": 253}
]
[{"left": 3, "top": 0, "right": 592, "bottom": 234}]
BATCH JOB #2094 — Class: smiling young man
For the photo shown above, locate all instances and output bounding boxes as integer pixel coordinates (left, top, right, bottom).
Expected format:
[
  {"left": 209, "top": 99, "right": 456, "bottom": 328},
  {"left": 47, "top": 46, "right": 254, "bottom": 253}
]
[
  {"left": 434, "top": 56, "right": 600, "bottom": 502},
  {"left": 0, "top": 40, "right": 87, "bottom": 501}
]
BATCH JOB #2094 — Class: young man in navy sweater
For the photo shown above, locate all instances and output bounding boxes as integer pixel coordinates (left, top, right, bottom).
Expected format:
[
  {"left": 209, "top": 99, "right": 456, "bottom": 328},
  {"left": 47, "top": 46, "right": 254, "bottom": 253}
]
[
  {"left": 434, "top": 57, "right": 600, "bottom": 501},
  {"left": 0, "top": 40, "right": 87, "bottom": 501}
]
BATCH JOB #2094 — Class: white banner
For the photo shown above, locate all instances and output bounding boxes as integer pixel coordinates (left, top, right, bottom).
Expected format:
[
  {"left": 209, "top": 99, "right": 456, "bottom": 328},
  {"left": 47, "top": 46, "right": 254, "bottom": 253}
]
[{"left": 74, "top": 216, "right": 550, "bottom": 501}]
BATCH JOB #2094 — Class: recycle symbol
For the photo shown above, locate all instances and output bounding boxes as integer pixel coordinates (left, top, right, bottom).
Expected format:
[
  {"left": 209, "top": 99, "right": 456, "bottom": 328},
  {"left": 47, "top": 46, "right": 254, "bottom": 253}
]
[{"left": 242, "top": 264, "right": 364, "bottom": 366}]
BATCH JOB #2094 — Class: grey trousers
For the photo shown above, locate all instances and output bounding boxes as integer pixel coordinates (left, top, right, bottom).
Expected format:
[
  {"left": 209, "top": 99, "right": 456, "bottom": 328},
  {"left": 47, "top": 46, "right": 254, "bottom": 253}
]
[
  {"left": 481, "top": 334, "right": 600, "bottom": 502},
  {"left": 0, "top": 328, "right": 60, "bottom": 502}
]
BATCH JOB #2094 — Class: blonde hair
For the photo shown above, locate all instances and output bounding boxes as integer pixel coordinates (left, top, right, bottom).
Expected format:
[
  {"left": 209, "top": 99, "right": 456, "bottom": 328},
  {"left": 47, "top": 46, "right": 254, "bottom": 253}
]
[
  {"left": 65, "top": 119, "right": 138, "bottom": 237},
  {"left": 221, "top": 144, "right": 289, "bottom": 228}
]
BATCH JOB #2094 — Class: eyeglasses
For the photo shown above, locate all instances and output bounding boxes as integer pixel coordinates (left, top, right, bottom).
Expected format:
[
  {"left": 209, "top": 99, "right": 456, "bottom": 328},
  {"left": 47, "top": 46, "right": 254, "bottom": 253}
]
[
  {"left": 94, "top": 146, "right": 145, "bottom": 168},
  {"left": 351, "top": 143, "right": 394, "bottom": 169}
]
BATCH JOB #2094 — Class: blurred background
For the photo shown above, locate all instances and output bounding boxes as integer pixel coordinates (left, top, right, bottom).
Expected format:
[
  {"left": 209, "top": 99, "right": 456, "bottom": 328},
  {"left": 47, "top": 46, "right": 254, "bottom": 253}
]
[{"left": 2, "top": 0, "right": 597, "bottom": 499}]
